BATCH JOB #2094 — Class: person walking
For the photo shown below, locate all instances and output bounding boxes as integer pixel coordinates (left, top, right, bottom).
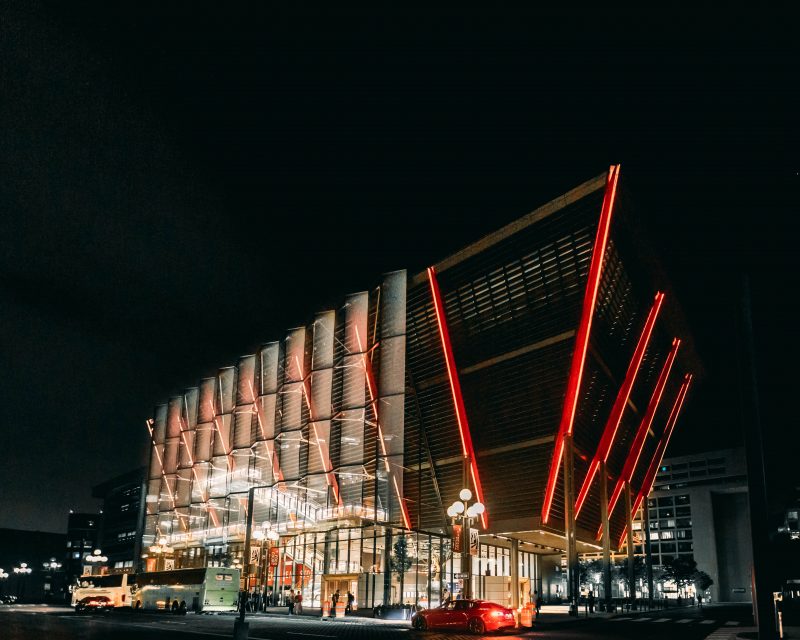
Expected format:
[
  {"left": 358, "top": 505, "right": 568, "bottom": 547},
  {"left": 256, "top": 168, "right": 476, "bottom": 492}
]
[
  {"left": 588, "top": 590, "right": 595, "bottom": 614},
  {"left": 288, "top": 590, "right": 295, "bottom": 615},
  {"left": 332, "top": 589, "right": 340, "bottom": 610},
  {"left": 535, "top": 590, "right": 543, "bottom": 617},
  {"left": 346, "top": 590, "right": 354, "bottom": 613},
  {"left": 295, "top": 590, "right": 303, "bottom": 615}
]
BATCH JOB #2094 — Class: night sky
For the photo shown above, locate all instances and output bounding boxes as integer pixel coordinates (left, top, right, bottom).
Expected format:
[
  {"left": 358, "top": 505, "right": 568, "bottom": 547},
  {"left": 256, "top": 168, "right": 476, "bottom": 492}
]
[{"left": 1, "top": 4, "right": 797, "bottom": 533}]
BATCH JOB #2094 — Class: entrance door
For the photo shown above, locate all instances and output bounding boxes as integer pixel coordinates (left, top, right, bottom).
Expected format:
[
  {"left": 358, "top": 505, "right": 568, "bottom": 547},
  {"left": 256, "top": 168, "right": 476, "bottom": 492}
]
[
  {"left": 519, "top": 577, "right": 530, "bottom": 606},
  {"left": 322, "top": 575, "right": 359, "bottom": 610}
]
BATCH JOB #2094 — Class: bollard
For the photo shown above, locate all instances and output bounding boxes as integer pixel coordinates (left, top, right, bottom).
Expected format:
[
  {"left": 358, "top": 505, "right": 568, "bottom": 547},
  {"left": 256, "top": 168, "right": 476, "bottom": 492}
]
[
  {"left": 321, "top": 600, "right": 330, "bottom": 618},
  {"left": 233, "top": 620, "right": 249, "bottom": 640}
]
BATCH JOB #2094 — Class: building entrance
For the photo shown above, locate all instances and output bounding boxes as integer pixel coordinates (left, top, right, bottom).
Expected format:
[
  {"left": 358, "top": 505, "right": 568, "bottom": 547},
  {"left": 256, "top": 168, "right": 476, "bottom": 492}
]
[{"left": 322, "top": 575, "right": 359, "bottom": 611}]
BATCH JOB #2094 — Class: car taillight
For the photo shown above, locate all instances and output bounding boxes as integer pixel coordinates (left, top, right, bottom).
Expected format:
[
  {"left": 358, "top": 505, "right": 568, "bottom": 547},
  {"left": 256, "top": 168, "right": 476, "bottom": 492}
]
[{"left": 491, "top": 610, "right": 504, "bottom": 617}]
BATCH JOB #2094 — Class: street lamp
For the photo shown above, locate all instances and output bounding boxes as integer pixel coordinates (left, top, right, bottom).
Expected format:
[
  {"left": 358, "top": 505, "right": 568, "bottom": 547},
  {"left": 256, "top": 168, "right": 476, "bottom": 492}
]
[
  {"left": 13, "top": 563, "right": 32, "bottom": 601},
  {"left": 446, "top": 488, "right": 485, "bottom": 600},
  {"left": 252, "top": 521, "right": 280, "bottom": 608},
  {"left": 0, "top": 568, "right": 8, "bottom": 598},
  {"left": 148, "top": 537, "right": 173, "bottom": 571}
]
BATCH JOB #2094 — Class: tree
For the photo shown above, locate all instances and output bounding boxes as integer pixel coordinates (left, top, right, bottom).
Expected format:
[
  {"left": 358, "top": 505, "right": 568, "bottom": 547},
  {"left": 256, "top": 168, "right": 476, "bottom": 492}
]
[
  {"left": 661, "top": 557, "right": 698, "bottom": 597},
  {"left": 693, "top": 571, "right": 714, "bottom": 593},
  {"left": 390, "top": 535, "right": 413, "bottom": 573},
  {"left": 579, "top": 559, "right": 604, "bottom": 591},
  {"left": 614, "top": 556, "right": 646, "bottom": 596}
]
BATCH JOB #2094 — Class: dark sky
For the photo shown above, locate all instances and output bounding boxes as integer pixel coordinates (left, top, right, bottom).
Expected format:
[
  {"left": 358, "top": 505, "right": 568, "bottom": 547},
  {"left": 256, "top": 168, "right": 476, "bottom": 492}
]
[{"left": 1, "top": 4, "right": 797, "bottom": 533}]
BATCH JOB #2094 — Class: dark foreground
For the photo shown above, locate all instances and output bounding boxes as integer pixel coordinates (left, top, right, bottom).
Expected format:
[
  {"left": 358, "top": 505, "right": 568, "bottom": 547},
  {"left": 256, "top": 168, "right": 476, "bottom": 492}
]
[{"left": 0, "top": 603, "right": 753, "bottom": 640}]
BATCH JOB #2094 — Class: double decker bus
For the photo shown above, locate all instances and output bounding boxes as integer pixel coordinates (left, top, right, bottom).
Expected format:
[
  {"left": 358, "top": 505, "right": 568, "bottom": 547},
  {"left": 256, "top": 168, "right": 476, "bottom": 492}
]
[
  {"left": 71, "top": 573, "right": 136, "bottom": 608},
  {"left": 134, "top": 567, "right": 240, "bottom": 612}
]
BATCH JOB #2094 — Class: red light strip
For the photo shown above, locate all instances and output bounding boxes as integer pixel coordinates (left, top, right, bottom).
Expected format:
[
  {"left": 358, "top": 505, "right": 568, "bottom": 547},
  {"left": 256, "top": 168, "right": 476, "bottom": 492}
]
[
  {"left": 614, "top": 374, "right": 692, "bottom": 546},
  {"left": 296, "top": 356, "right": 342, "bottom": 506},
  {"left": 541, "top": 164, "right": 621, "bottom": 524},
  {"left": 427, "top": 266, "right": 488, "bottom": 529},
  {"left": 606, "top": 338, "right": 681, "bottom": 518},
  {"left": 574, "top": 291, "right": 665, "bottom": 518},
  {"left": 354, "top": 327, "right": 412, "bottom": 529}
]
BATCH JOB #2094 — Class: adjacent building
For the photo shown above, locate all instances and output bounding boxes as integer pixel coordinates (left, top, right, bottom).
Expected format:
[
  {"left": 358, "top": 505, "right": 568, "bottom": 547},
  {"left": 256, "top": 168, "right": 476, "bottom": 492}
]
[
  {"left": 140, "top": 166, "right": 701, "bottom": 610},
  {"left": 64, "top": 512, "right": 102, "bottom": 586},
  {"left": 0, "top": 528, "right": 67, "bottom": 603},
  {"left": 633, "top": 447, "right": 752, "bottom": 603},
  {"left": 92, "top": 468, "right": 146, "bottom": 574}
]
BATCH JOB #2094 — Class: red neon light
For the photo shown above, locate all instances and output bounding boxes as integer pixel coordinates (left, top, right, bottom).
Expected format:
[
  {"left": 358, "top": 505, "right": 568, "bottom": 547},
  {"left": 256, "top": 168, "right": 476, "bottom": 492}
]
[
  {"left": 574, "top": 291, "right": 665, "bottom": 518},
  {"left": 608, "top": 373, "right": 692, "bottom": 545},
  {"left": 541, "top": 164, "right": 621, "bottom": 524},
  {"left": 606, "top": 338, "right": 681, "bottom": 518},
  {"left": 427, "top": 266, "right": 488, "bottom": 529},
  {"left": 633, "top": 374, "right": 692, "bottom": 509}
]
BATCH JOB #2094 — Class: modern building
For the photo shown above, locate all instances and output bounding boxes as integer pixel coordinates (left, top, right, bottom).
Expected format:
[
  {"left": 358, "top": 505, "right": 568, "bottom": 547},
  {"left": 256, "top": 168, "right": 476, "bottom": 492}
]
[
  {"left": 92, "top": 468, "right": 146, "bottom": 574},
  {"left": 140, "top": 166, "right": 701, "bottom": 610},
  {"left": 0, "top": 528, "right": 67, "bottom": 603},
  {"left": 632, "top": 447, "right": 752, "bottom": 603},
  {"left": 65, "top": 512, "right": 102, "bottom": 585}
]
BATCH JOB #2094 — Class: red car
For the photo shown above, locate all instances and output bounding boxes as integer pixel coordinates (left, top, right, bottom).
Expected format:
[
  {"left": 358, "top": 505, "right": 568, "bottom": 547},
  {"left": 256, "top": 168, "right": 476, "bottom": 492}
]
[{"left": 411, "top": 599, "right": 516, "bottom": 633}]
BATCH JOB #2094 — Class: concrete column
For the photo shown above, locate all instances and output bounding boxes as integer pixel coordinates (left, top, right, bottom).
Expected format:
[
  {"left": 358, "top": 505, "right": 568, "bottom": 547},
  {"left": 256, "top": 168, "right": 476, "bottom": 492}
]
[
  {"left": 625, "top": 482, "right": 636, "bottom": 610},
  {"left": 510, "top": 539, "right": 520, "bottom": 609},
  {"left": 600, "top": 461, "right": 612, "bottom": 610},
  {"left": 563, "top": 434, "right": 579, "bottom": 615},
  {"left": 643, "top": 501, "right": 654, "bottom": 607}
]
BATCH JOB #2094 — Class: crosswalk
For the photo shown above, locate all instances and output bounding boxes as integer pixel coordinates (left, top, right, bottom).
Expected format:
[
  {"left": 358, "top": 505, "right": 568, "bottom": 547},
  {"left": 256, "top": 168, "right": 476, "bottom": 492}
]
[{"left": 610, "top": 616, "right": 741, "bottom": 626}]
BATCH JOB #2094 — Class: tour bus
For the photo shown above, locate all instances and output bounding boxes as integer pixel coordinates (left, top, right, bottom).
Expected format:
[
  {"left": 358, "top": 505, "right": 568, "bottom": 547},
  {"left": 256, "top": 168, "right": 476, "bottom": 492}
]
[
  {"left": 71, "top": 573, "right": 136, "bottom": 608},
  {"left": 134, "top": 567, "right": 240, "bottom": 612}
]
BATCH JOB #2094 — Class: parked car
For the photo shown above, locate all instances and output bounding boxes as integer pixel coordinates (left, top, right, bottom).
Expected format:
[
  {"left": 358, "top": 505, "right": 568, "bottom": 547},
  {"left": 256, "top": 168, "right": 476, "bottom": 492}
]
[
  {"left": 0, "top": 595, "right": 18, "bottom": 604},
  {"left": 75, "top": 595, "right": 113, "bottom": 613},
  {"left": 411, "top": 599, "right": 516, "bottom": 633}
]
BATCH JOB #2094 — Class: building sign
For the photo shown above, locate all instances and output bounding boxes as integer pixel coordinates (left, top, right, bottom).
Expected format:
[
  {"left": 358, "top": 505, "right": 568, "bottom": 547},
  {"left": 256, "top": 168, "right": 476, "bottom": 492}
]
[
  {"left": 469, "top": 528, "right": 479, "bottom": 557},
  {"left": 250, "top": 546, "right": 261, "bottom": 564},
  {"left": 269, "top": 546, "right": 280, "bottom": 568},
  {"left": 452, "top": 524, "right": 462, "bottom": 552},
  {"left": 164, "top": 559, "right": 175, "bottom": 571}
]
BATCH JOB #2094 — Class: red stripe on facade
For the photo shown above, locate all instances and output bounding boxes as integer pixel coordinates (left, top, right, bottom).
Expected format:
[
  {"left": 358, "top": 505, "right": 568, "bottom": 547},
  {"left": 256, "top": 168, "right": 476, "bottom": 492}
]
[
  {"left": 574, "top": 291, "right": 665, "bottom": 518},
  {"left": 427, "top": 266, "right": 488, "bottom": 529},
  {"left": 541, "top": 164, "right": 621, "bottom": 524}
]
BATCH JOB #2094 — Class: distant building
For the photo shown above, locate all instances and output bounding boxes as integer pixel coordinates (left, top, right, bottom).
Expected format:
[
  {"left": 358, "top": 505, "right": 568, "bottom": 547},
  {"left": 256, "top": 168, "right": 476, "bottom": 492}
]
[
  {"left": 0, "top": 528, "right": 67, "bottom": 603},
  {"left": 92, "top": 468, "right": 145, "bottom": 573},
  {"left": 633, "top": 447, "right": 752, "bottom": 603},
  {"left": 65, "top": 513, "right": 102, "bottom": 585}
]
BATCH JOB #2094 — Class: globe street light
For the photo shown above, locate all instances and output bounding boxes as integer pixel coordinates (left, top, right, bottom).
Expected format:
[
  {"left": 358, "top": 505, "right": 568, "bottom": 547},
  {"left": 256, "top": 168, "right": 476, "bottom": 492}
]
[
  {"left": 0, "top": 568, "right": 8, "bottom": 598},
  {"left": 13, "top": 563, "right": 32, "bottom": 601},
  {"left": 148, "top": 537, "right": 173, "bottom": 571},
  {"left": 447, "top": 488, "right": 485, "bottom": 600}
]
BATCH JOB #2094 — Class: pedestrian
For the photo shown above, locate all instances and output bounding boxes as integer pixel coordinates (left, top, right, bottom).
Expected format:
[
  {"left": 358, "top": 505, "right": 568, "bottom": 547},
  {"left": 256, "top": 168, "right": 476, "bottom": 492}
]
[
  {"left": 697, "top": 594, "right": 703, "bottom": 609},
  {"left": 588, "top": 590, "right": 595, "bottom": 614},
  {"left": 443, "top": 587, "right": 452, "bottom": 604},
  {"left": 295, "top": 590, "right": 303, "bottom": 615},
  {"left": 535, "top": 590, "right": 543, "bottom": 616},
  {"left": 171, "top": 598, "right": 179, "bottom": 613},
  {"left": 332, "top": 589, "right": 340, "bottom": 609},
  {"left": 179, "top": 600, "right": 187, "bottom": 615},
  {"left": 346, "top": 590, "right": 354, "bottom": 613},
  {"left": 288, "top": 590, "right": 295, "bottom": 615}
]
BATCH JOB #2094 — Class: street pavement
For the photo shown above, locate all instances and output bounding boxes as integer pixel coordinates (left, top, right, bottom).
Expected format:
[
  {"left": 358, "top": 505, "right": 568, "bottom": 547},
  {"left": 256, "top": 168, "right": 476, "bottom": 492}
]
[{"left": 0, "top": 601, "right": 760, "bottom": 640}]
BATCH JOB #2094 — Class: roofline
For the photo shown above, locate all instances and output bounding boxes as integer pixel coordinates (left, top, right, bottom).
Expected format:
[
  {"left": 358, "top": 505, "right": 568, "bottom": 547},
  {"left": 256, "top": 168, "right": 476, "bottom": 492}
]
[{"left": 410, "top": 171, "right": 608, "bottom": 287}]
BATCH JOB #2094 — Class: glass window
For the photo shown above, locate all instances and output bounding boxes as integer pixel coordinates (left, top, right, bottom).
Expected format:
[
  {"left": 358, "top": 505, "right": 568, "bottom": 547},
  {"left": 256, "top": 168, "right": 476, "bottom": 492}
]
[
  {"left": 672, "top": 463, "right": 688, "bottom": 470},
  {"left": 689, "top": 460, "right": 705, "bottom": 468},
  {"left": 660, "top": 543, "right": 676, "bottom": 554},
  {"left": 660, "top": 531, "right": 674, "bottom": 540},
  {"left": 676, "top": 518, "right": 691, "bottom": 528},
  {"left": 707, "top": 458, "right": 724, "bottom": 466},
  {"left": 690, "top": 469, "right": 707, "bottom": 477},
  {"left": 678, "top": 542, "right": 693, "bottom": 553},
  {"left": 676, "top": 530, "right": 692, "bottom": 540},
  {"left": 658, "top": 508, "right": 674, "bottom": 519},
  {"left": 708, "top": 467, "right": 725, "bottom": 475},
  {"left": 676, "top": 506, "right": 691, "bottom": 517},
  {"left": 675, "top": 495, "right": 690, "bottom": 505},
  {"left": 672, "top": 473, "right": 688, "bottom": 480},
  {"left": 657, "top": 497, "right": 674, "bottom": 507}
]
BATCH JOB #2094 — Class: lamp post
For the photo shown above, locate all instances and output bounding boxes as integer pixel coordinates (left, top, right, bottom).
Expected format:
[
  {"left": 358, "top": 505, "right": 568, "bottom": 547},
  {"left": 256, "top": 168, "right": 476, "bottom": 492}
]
[
  {"left": 252, "top": 521, "right": 280, "bottom": 609},
  {"left": 446, "top": 488, "right": 485, "bottom": 600},
  {"left": 84, "top": 549, "right": 109, "bottom": 575},
  {"left": 13, "top": 563, "right": 32, "bottom": 601},
  {"left": 0, "top": 567, "right": 9, "bottom": 598},
  {"left": 148, "top": 537, "right": 173, "bottom": 571}
]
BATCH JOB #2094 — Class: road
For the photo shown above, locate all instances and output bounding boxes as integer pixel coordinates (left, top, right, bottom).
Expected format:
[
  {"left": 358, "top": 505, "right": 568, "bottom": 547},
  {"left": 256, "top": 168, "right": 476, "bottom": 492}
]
[{"left": 0, "top": 603, "right": 753, "bottom": 640}]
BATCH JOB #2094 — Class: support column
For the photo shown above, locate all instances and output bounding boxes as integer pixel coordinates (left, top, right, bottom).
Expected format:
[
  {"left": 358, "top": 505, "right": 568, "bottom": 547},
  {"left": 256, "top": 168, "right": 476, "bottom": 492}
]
[
  {"left": 624, "top": 482, "right": 636, "bottom": 610},
  {"left": 510, "top": 539, "right": 520, "bottom": 610},
  {"left": 643, "top": 501, "right": 654, "bottom": 609},
  {"left": 599, "top": 461, "right": 612, "bottom": 611},
  {"left": 462, "top": 517, "right": 471, "bottom": 600},
  {"left": 563, "top": 434, "right": 579, "bottom": 616}
]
